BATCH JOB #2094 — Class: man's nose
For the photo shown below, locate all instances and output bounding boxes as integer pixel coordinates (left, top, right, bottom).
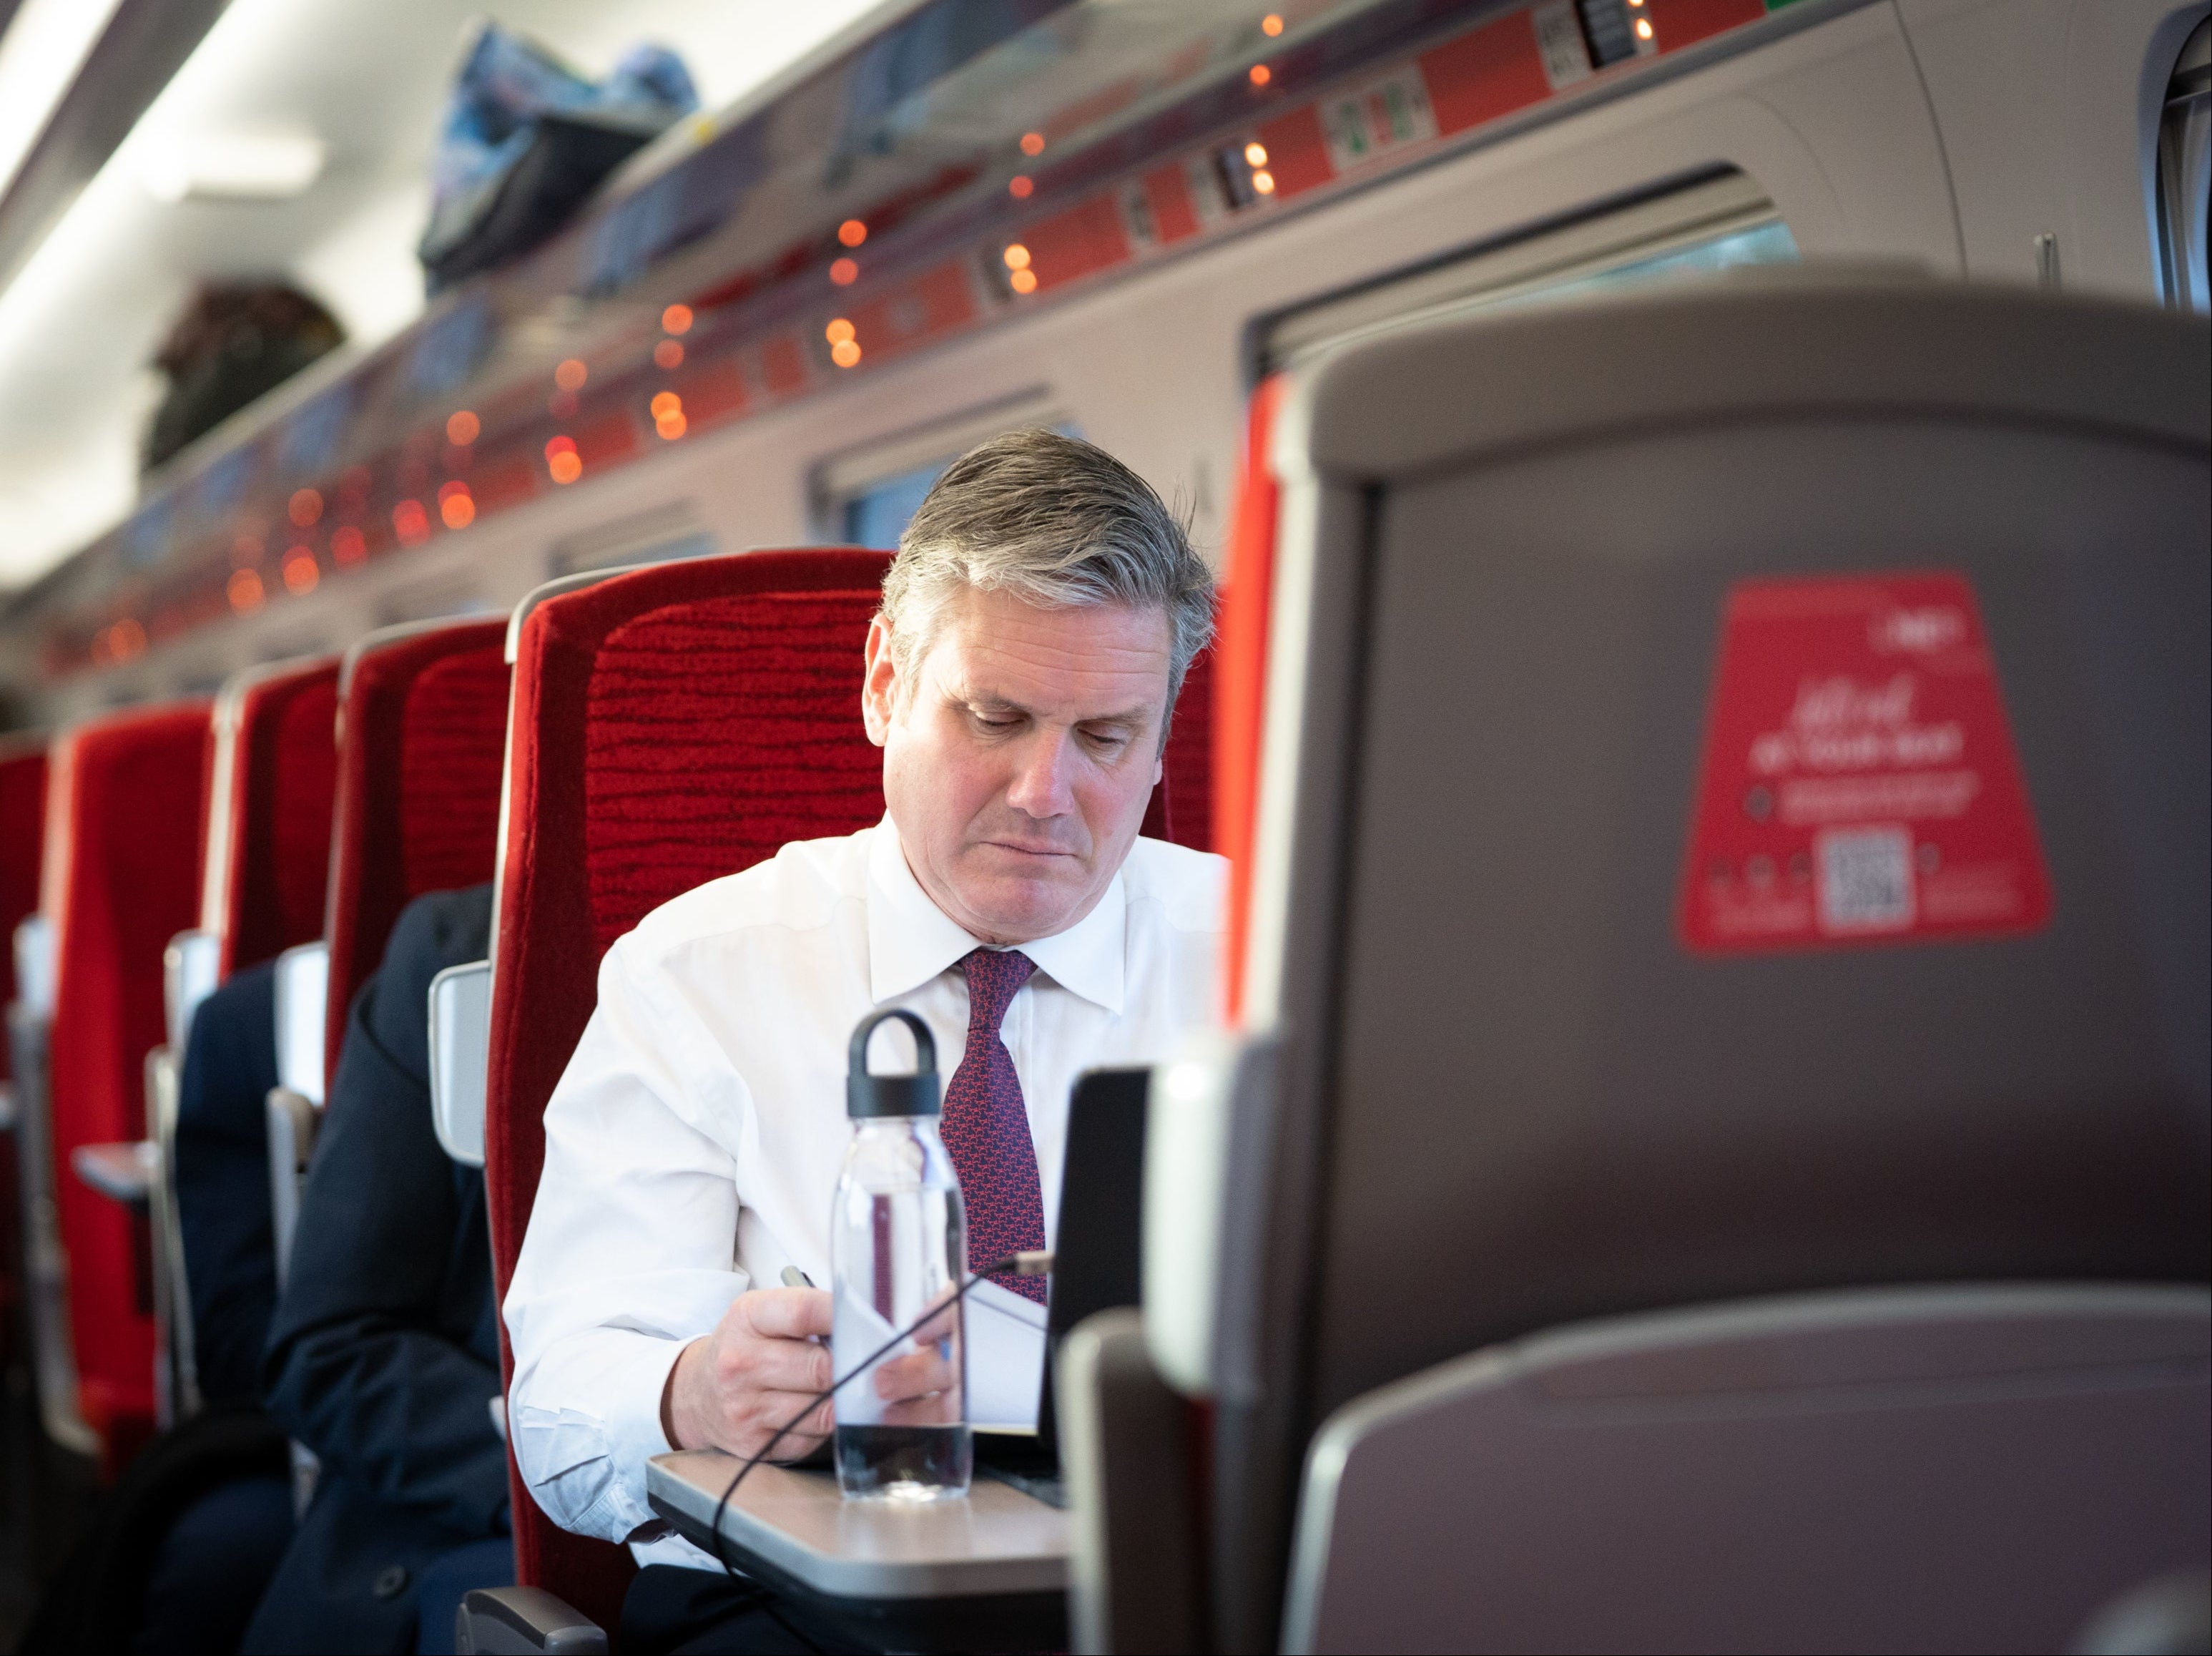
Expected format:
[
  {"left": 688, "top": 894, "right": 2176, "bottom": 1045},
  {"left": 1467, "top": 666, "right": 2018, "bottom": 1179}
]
[{"left": 1003, "top": 728, "right": 1077, "bottom": 818}]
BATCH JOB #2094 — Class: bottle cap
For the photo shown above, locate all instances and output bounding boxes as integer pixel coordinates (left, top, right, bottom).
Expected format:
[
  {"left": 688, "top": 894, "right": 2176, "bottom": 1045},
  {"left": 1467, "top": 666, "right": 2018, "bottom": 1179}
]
[{"left": 847, "top": 1008, "right": 940, "bottom": 1117}]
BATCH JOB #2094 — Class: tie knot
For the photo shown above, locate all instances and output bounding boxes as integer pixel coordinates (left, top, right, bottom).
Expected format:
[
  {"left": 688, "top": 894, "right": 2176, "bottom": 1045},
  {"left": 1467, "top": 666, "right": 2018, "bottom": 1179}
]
[{"left": 960, "top": 947, "right": 1036, "bottom": 1035}]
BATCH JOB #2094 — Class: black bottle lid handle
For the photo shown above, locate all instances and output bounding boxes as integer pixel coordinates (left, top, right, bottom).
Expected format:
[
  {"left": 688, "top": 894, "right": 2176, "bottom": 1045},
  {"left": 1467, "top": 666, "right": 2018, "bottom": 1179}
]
[{"left": 847, "top": 1008, "right": 940, "bottom": 1118}]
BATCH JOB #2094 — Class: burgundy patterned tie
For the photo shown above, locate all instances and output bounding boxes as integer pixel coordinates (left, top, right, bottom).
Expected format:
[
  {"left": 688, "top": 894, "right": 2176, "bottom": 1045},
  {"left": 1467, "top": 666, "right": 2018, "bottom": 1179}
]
[{"left": 940, "top": 947, "right": 1048, "bottom": 1304}]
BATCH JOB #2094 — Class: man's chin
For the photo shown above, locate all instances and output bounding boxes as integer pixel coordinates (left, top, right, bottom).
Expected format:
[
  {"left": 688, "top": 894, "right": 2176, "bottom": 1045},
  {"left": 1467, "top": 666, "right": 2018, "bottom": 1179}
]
[{"left": 950, "top": 868, "right": 1091, "bottom": 944}]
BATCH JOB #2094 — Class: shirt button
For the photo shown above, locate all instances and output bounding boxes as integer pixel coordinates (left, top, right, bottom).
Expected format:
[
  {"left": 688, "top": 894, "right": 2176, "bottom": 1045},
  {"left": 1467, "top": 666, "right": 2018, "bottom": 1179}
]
[{"left": 373, "top": 1564, "right": 409, "bottom": 1599}]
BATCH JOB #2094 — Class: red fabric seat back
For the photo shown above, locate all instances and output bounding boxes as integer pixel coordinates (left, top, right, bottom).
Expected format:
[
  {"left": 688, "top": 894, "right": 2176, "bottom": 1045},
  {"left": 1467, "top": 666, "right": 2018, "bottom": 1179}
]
[
  {"left": 1139, "top": 645, "right": 1216, "bottom": 851},
  {"left": 202, "top": 660, "right": 340, "bottom": 979},
  {"left": 324, "top": 621, "right": 510, "bottom": 1085},
  {"left": 486, "top": 548, "right": 892, "bottom": 1624},
  {"left": 0, "top": 741, "right": 47, "bottom": 1336},
  {"left": 0, "top": 740, "right": 49, "bottom": 1075},
  {"left": 486, "top": 545, "right": 1221, "bottom": 1620},
  {"left": 41, "top": 703, "right": 211, "bottom": 1466}
]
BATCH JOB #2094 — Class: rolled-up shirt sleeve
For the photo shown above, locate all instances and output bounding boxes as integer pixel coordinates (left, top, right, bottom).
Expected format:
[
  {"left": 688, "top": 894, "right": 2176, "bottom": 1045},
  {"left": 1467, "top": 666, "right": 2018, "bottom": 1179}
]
[{"left": 503, "top": 934, "right": 753, "bottom": 1543}]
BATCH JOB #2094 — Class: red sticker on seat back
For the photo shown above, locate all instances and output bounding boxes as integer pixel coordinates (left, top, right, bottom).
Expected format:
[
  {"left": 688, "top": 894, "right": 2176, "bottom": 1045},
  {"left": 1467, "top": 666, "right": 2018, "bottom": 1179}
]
[{"left": 1679, "top": 572, "right": 2052, "bottom": 954}]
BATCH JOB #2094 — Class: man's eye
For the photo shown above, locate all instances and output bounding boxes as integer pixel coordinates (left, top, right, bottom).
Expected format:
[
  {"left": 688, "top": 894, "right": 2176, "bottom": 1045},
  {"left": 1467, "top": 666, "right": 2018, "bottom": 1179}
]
[
  {"left": 1082, "top": 729, "right": 1131, "bottom": 754},
  {"left": 975, "top": 713, "right": 1021, "bottom": 731}
]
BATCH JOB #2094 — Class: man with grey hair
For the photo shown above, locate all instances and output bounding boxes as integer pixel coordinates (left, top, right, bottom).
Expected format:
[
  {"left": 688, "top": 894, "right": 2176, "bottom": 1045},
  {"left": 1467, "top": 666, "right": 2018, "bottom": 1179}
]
[{"left": 503, "top": 431, "right": 1224, "bottom": 1641}]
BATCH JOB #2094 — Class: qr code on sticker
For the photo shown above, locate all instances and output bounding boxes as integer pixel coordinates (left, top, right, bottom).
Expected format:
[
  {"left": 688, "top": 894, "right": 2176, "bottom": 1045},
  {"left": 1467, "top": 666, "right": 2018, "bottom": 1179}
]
[{"left": 1817, "top": 825, "right": 1915, "bottom": 933}]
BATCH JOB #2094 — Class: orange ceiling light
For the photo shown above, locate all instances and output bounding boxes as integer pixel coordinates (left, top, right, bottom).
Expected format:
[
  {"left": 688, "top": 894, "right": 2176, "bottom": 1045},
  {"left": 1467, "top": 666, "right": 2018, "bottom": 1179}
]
[
  {"left": 392, "top": 499, "right": 431, "bottom": 544},
  {"left": 1010, "top": 268, "right": 1038, "bottom": 294},
  {"left": 228, "top": 569, "right": 265, "bottom": 612},
  {"left": 1252, "top": 168, "right": 1277, "bottom": 195},
  {"left": 650, "top": 391, "right": 682, "bottom": 420},
  {"left": 1008, "top": 175, "right": 1033, "bottom": 199},
  {"left": 330, "top": 526, "right": 366, "bottom": 566},
  {"left": 554, "top": 358, "right": 588, "bottom": 391},
  {"left": 830, "top": 338, "right": 862, "bottom": 368},
  {"left": 282, "top": 549, "right": 320, "bottom": 594},
  {"left": 1002, "top": 243, "right": 1031, "bottom": 270},
  {"left": 830, "top": 256, "right": 859, "bottom": 285},
  {"left": 825, "top": 318, "right": 856, "bottom": 345},
  {"left": 446, "top": 410, "right": 480, "bottom": 446},
  {"left": 837, "top": 219, "right": 867, "bottom": 248},
  {"left": 1249, "top": 63, "right": 1272, "bottom": 86},
  {"left": 662, "top": 303, "right": 694, "bottom": 334},
  {"left": 1019, "top": 132, "right": 1045, "bottom": 157},
  {"left": 1244, "top": 141, "right": 1269, "bottom": 166},
  {"left": 288, "top": 487, "right": 323, "bottom": 526},
  {"left": 1262, "top": 13, "right": 1284, "bottom": 35},
  {"left": 545, "top": 435, "right": 581, "bottom": 485},
  {"left": 654, "top": 339, "right": 685, "bottom": 369}
]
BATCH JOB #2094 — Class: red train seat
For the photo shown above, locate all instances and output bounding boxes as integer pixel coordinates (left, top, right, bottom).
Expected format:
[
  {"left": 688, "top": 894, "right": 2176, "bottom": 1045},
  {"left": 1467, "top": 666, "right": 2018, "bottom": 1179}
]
[
  {"left": 0, "top": 739, "right": 47, "bottom": 1374},
  {"left": 325, "top": 619, "right": 510, "bottom": 1089},
  {"left": 39, "top": 702, "right": 211, "bottom": 1471},
  {"left": 261, "top": 620, "right": 511, "bottom": 1298},
  {"left": 483, "top": 548, "right": 890, "bottom": 1629},
  {"left": 478, "top": 542, "right": 1224, "bottom": 1632},
  {"left": 199, "top": 658, "right": 340, "bottom": 981}
]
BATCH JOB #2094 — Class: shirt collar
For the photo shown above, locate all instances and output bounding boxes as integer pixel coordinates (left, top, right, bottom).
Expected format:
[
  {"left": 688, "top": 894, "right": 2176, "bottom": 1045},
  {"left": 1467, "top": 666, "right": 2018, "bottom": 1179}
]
[{"left": 865, "top": 819, "right": 1126, "bottom": 1014}]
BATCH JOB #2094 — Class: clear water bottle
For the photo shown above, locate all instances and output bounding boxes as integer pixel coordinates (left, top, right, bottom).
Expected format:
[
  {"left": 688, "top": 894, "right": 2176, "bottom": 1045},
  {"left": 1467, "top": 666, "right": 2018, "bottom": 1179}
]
[{"left": 832, "top": 1008, "right": 971, "bottom": 1501}]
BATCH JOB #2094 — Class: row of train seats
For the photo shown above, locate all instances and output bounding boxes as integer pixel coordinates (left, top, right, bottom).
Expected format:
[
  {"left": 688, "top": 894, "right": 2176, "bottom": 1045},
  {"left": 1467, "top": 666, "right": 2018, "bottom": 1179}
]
[
  {"left": 1, "top": 271, "right": 2202, "bottom": 1654},
  {"left": 453, "top": 274, "right": 2204, "bottom": 1654},
  {"left": 0, "top": 534, "right": 1217, "bottom": 1637},
  {"left": 2, "top": 619, "right": 515, "bottom": 1473}
]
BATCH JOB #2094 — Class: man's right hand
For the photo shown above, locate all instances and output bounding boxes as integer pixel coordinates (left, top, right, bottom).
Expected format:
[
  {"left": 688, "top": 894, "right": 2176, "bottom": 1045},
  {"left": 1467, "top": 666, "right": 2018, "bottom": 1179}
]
[{"left": 662, "top": 1287, "right": 834, "bottom": 1461}]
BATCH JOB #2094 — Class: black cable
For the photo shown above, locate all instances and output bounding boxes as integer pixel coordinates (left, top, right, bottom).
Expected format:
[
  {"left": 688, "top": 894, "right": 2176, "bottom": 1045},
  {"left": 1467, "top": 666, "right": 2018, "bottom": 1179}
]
[{"left": 707, "top": 1252, "right": 1046, "bottom": 1579}]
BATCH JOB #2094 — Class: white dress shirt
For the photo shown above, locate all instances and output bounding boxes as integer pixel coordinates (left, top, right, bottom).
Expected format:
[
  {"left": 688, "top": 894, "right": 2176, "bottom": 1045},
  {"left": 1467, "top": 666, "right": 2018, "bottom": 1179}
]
[{"left": 503, "top": 820, "right": 1225, "bottom": 1563}]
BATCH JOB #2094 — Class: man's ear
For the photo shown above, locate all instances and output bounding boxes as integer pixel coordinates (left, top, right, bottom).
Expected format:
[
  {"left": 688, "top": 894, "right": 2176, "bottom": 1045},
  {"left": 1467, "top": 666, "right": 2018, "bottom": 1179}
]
[{"left": 862, "top": 617, "right": 897, "bottom": 748}]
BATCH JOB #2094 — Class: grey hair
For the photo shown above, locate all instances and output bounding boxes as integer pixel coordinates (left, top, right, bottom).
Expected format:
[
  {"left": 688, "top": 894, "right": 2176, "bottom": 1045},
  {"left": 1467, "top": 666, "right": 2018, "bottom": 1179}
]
[{"left": 878, "top": 429, "right": 1215, "bottom": 728}]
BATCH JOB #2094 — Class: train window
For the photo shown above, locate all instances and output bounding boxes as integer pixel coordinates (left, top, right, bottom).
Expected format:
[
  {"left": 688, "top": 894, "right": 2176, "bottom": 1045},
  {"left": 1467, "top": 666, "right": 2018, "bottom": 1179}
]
[
  {"left": 817, "top": 396, "right": 1076, "bottom": 549},
  {"left": 2158, "top": 19, "right": 2211, "bottom": 313},
  {"left": 1262, "top": 171, "right": 1798, "bottom": 373},
  {"left": 843, "top": 456, "right": 949, "bottom": 551},
  {"left": 546, "top": 501, "right": 715, "bottom": 578}
]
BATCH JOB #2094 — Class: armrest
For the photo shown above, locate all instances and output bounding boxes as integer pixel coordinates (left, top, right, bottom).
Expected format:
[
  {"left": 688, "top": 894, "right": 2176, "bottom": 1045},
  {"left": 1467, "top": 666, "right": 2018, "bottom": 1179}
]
[
  {"left": 13, "top": 915, "right": 54, "bottom": 1020},
  {"left": 456, "top": 1586, "right": 608, "bottom": 1654},
  {"left": 72, "top": 1140, "right": 156, "bottom": 1205},
  {"left": 272, "top": 941, "right": 329, "bottom": 1107},
  {"left": 163, "top": 929, "right": 219, "bottom": 1055},
  {"left": 265, "top": 1087, "right": 319, "bottom": 1293},
  {"left": 427, "top": 960, "right": 491, "bottom": 1167}
]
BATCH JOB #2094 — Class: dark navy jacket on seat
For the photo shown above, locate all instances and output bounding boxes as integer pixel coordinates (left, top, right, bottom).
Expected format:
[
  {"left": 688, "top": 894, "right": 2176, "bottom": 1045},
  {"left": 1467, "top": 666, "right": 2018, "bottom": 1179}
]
[
  {"left": 172, "top": 958, "right": 281, "bottom": 1404},
  {"left": 244, "top": 885, "right": 506, "bottom": 1655}
]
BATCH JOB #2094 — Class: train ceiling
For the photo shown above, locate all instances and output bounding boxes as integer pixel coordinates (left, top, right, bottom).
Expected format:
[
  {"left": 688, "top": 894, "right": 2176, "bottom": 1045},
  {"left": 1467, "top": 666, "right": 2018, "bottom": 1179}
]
[
  {"left": 4, "top": 0, "right": 1804, "bottom": 679},
  {"left": 0, "top": 0, "right": 886, "bottom": 592}
]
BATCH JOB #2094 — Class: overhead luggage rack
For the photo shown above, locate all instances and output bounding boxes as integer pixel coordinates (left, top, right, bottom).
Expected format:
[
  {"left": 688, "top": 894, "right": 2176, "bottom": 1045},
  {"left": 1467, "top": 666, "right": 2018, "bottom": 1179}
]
[{"left": 20, "top": 0, "right": 1831, "bottom": 680}]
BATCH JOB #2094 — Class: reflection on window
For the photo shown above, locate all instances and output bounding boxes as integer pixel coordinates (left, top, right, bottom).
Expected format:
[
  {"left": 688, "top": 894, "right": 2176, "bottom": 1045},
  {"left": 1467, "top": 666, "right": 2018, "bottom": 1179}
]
[
  {"left": 1264, "top": 175, "right": 1799, "bottom": 373},
  {"left": 837, "top": 421, "right": 1081, "bottom": 550},
  {"left": 1530, "top": 218, "right": 1800, "bottom": 305},
  {"left": 844, "top": 459, "right": 950, "bottom": 549}
]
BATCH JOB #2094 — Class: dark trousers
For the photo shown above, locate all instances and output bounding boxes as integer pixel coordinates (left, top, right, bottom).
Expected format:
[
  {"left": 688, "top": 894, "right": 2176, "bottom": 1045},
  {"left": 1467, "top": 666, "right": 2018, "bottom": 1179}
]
[
  {"left": 134, "top": 1474, "right": 295, "bottom": 1656},
  {"left": 619, "top": 1566, "right": 856, "bottom": 1655}
]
